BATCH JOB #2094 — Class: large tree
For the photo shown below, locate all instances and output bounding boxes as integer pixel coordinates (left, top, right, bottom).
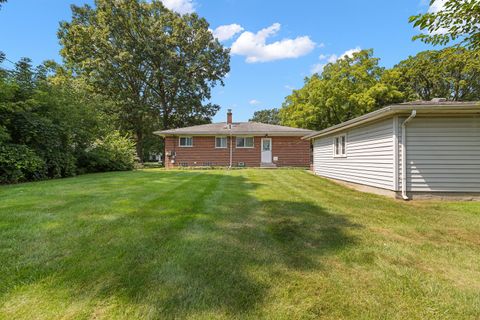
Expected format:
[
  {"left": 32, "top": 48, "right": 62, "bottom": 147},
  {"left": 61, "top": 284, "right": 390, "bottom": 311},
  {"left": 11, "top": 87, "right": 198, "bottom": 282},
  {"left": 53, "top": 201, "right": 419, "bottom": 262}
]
[
  {"left": 279, "top": 49, "right": 404, "bottom": 130},
  {"left": 58, "top": 0, "right": 230, "bottom": 159},
  {"left": 410, "top": 0, "right": 480, "bottom": 49},
  {"left": 249, "top": 108, "right": 280, "bottom": 125},
  {"left": 384, "top": 47, "right": 480, "bottom": 101}
]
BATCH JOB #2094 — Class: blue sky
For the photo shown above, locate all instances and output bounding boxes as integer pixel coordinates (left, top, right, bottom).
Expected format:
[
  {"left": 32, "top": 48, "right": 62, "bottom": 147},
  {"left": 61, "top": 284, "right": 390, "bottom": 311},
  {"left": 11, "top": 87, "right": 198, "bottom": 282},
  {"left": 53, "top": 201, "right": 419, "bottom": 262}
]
[{"left": 0, "top": 0, "right": 438, "bottom": 122}]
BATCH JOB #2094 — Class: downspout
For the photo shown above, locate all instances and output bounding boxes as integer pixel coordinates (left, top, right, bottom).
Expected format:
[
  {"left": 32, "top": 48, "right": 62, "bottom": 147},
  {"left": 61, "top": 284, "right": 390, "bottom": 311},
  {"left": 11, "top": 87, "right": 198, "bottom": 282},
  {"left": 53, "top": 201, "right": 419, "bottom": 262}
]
[
  {"left": 229, "top": 124, "right": 233, "bottom": 168},
  {"left": 401, "top": 110, "right": 416, "bottom": 200}
]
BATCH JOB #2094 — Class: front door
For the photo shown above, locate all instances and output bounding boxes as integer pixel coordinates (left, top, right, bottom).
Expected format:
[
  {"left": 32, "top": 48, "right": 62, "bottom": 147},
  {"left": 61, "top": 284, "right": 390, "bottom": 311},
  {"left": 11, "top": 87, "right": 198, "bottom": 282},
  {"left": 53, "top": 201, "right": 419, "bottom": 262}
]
[{"left": 261, "top": 138, "right": 272, "bottom": 163}]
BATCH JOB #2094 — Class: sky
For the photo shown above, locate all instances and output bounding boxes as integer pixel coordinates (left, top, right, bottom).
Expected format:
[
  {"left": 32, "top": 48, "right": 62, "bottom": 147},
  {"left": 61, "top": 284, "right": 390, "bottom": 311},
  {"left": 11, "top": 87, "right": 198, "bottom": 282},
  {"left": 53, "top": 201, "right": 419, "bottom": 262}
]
[{"left": 0, "top": 0, "right": 440, "bottom": 122}]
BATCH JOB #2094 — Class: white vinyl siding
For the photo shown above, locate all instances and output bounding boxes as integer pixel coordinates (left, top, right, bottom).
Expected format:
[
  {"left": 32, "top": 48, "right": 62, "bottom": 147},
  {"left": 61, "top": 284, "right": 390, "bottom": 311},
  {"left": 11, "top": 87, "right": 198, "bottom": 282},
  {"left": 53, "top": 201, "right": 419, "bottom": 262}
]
[
  {"left": 399, "top": 116, "right": 480, "bottom": 192},
  {"left": 313, "top": 118, "right": 395, "bottom": 190}
]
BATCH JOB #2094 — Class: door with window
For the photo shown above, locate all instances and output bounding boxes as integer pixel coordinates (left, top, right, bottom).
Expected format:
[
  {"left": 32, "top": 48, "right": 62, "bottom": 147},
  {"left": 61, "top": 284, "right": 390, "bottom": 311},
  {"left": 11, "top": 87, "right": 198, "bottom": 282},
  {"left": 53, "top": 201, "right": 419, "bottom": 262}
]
[{"left": 261, "top": 138, "right": 272, "bottom": 163}]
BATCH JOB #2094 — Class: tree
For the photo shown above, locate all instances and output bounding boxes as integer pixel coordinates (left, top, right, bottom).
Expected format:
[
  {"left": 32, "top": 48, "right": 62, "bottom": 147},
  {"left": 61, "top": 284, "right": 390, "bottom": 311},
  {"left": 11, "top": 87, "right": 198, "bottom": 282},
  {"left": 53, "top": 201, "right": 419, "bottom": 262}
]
[
  {"left": 249, "top": 108, "right": 280, "bottom": 124},
  {"left": 0, "top": 0, "right": 6, "bottom": 9},
  {"left": 410, "top": 0, "right": 480, "bottom": 49},
  {"left": 279, "top": 49, "right": 404, "bottom": 130},
  {"left": 384, "top": 47, "right": 480, "bottom": 101},
  {"left": 0, "top": 56, "right": 135, "bottom": 183},
  {"left": 58, "top": 0, "right": 230, "bottom": 160}
]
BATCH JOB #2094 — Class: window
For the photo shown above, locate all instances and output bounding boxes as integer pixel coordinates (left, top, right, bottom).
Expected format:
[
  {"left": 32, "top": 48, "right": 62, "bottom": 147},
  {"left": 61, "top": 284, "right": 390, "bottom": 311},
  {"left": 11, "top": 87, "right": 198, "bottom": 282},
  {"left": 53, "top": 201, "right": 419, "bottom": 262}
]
[
  {"left": 215, "top": 137, "right": 227, "bottom": 148},
  {"left": 179, "top": 136, "right": 193, "bottom": 147},
  {"left": 236, "top": 137, "right": 254, "bottom": 148},
  {"left": 333, "top": 134, "right": 347, "bottom": 157}
]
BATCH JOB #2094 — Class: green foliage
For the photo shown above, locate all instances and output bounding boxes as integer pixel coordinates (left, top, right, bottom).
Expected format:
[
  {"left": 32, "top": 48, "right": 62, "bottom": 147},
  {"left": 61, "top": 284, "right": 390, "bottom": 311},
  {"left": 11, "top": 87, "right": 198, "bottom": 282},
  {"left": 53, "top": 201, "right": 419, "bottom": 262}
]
[
  {"left": 0, "top": 56, "right": 134, "bottom": 184},
  {"left": 410, "top": 0, "right": 480, "bottom": 49},
  {"left": 249, "top": 108, "right": 280, "bottom": 124},
  {"left": 58, "top": 0, "right": 230, "bottom": 159},
  {"left": 280, "top": 49, "right": 404, "bottom": 130},
  {"left": 384, "top": 47, "right": 480, "bottom": 101},
  {"left": 79, "top": 131, "right": 136, "bottom": 173},
  {"left": 0, "top": 144, "right": 46, "bottom": 183}
]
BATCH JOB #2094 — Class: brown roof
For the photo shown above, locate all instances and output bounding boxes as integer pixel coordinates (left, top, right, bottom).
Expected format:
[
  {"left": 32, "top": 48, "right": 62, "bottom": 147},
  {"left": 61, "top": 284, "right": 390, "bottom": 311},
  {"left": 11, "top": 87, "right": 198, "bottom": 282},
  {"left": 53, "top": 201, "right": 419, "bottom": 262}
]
[{"left": 154, "top": 122, "right": 313, "bottom": 136}]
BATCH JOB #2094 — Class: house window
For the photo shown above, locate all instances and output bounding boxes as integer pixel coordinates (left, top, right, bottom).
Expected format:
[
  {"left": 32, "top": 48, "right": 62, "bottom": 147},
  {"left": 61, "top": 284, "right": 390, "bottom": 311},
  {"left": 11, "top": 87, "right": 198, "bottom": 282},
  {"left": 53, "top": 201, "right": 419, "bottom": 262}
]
[
  {"left": 215, "top": 137, "right": 227, "bottom": 148},
  {"left": 236, "top": 137, "right": 254, "bottom": 148},
  {"left": 179, "top": 136, "right": 193, "bottom": 147},
  {"left": 333, "top": 134, "right": 347, "bottom": 157}
]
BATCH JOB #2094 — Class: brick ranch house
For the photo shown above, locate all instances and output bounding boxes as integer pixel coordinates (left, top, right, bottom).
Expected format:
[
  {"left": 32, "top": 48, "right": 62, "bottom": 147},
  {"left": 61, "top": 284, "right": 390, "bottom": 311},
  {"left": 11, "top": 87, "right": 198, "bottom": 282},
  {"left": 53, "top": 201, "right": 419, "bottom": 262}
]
[{"left": 155, "top": 110, "right": 313, "bottom": 168}]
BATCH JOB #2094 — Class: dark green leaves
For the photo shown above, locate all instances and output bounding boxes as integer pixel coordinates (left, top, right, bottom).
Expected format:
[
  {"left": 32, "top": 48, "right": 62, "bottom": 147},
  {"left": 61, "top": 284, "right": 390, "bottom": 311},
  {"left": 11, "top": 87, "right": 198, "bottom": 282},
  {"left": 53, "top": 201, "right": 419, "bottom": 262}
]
[{"left": 409, "top": 0, "right": 480, "bottom": 49}]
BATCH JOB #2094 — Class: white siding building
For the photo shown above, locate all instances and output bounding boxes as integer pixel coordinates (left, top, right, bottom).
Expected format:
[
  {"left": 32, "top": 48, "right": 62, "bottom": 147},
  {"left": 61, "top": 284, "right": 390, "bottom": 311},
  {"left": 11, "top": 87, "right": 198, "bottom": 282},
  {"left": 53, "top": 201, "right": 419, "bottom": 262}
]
[{"left": 304, "top": 101, "right": 480, "bottom": 199}]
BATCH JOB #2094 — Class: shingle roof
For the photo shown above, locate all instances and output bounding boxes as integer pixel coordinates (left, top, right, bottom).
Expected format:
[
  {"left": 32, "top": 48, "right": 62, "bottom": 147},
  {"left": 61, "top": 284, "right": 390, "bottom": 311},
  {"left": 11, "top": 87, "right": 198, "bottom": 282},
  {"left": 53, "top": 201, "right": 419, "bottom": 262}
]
[{"left": 154, "top": 122, "right": 313, "bottom": 136}]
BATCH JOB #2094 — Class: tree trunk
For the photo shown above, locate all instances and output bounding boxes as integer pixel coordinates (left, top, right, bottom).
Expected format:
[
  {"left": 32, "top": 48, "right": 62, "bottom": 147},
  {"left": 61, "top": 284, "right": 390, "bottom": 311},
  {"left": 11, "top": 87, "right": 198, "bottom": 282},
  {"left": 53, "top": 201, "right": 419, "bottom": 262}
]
[{"left": 135, "top": 130, "right": 144, "bottom": 163}]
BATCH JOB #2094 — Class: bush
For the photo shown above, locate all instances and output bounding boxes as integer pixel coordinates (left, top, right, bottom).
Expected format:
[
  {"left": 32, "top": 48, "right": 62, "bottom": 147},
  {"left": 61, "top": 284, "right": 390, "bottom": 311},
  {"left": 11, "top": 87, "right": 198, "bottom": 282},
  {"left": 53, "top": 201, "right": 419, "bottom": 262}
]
[
  {"left": 0, "top": 144, "right": 46, "bottom": 184},
  {"left": 78, "top": 131, "right": 136, "bottom": 173}
]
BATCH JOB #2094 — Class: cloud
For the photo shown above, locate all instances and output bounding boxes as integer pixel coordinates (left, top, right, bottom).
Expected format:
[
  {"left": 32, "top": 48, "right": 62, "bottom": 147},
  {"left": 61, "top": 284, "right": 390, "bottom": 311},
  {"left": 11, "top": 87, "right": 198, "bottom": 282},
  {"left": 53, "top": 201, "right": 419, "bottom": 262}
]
[
  {"left": 161, "top": 0, "right": 195, "bottom": 14},
  {"left": 249, "top": 99, "right": 261, "bottom": 105},
  {"left": 231, "top": 23, "right": 316, "bottom": 63},
  {"left": 211, "top": 24, "right": 244, "bottom": 42},
  {"left": 427, "top": 0, "right": 449, "bottom": 34},
  {"left": 428, "top": 0, "right": 446, "bottom": 13},
  {"left": 311, "top": 47, "right": 361, "bottom": 74},
  {"left": 284, "top": 85, "right": 296, "bottom": 90},
  {"left": 310, "top": 63, "right": 326, "bottom": 74}
]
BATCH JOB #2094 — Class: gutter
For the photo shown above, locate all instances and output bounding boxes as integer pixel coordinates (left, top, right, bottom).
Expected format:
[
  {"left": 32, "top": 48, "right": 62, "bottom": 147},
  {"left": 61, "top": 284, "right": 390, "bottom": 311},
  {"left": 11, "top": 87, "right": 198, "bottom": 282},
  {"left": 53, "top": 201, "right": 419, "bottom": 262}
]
[
  {"left": 302, "top": 103, "right": 480, "bottom": 140},
  {"left": 401, "top": 110, "right": 416, "bottom": 200}
]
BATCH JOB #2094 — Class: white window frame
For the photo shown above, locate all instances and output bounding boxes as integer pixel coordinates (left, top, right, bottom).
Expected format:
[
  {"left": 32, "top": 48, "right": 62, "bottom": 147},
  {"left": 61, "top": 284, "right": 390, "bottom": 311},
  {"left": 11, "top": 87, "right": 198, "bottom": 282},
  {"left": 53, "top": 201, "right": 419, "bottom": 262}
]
[
  {"left": 236, "top": 136, "right": 254, "bottom": 148},
  {"left": 179, "top": 136, "right": 193, "bottom": 147},
  {"left": 215, "top": 136, "right": 227, "bottom": 148},
  {"left": 333, "top": 134, "right": 347, "bottom": 158}
]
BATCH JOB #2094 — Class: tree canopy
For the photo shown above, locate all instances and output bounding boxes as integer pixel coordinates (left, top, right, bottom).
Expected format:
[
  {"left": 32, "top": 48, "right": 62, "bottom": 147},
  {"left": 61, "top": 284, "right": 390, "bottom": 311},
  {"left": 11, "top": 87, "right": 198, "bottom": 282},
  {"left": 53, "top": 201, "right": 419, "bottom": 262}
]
[
  {"left": 410, "top": 0, "right": 480, "bottom": 49},
  {"left": 58, "top": 0, "right": 230, "bottom": 159},
  {"left": 279, "top": 49, "right": 404, "bottom": 130},
  {"left": 384, "top": 47, "right": 480, "bottom": 101},
  {"left": 249, "top": 108, "right": 280, "bottom": 125},
  {"left": 0, "top": 56, "right": 136, "bottom": 183}
]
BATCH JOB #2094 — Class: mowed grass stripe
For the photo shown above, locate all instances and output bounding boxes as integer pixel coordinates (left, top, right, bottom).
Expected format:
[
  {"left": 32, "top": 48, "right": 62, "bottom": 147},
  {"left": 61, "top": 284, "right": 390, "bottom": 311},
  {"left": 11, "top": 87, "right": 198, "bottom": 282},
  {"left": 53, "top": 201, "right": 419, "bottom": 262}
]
[{"left": 0, "top": 169, "right": 479, "bottom": 319}]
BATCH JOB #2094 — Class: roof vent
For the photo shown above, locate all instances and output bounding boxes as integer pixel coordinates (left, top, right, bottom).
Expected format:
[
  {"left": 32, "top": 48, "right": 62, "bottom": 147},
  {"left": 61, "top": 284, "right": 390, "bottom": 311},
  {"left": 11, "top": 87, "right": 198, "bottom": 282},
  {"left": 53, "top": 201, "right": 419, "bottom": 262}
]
[{"left": 431, "top": 98, "right": 447, "bottom": 102}]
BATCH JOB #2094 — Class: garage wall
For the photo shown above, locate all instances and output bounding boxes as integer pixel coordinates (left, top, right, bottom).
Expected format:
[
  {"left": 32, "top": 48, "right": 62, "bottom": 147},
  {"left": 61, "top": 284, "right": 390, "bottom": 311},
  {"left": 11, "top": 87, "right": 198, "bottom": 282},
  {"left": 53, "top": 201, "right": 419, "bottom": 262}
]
[
  {"left": 400, "top": 116, "right": 480, "bottom": 192},
  {"left": 312, "top": 118, "right": 395, "bottom": 190}
]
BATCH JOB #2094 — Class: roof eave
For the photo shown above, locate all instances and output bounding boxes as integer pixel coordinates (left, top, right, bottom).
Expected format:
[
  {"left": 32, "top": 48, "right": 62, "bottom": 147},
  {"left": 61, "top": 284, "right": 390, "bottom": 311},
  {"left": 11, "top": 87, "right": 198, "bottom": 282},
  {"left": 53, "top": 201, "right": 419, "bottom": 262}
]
[
  {"left": 155, "top": 131, "right": 312, "bottom": 137},
  {"left": 302, "top": 103, "right": 480, "bottom": 140}
]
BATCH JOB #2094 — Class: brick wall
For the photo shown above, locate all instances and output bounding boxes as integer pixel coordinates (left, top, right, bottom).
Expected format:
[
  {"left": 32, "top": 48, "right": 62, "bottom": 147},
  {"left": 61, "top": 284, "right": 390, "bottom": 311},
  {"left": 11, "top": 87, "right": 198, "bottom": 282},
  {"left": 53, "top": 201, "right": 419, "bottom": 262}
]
[{"left": 164, "top": 135, "right": 310, "bottom": 168}]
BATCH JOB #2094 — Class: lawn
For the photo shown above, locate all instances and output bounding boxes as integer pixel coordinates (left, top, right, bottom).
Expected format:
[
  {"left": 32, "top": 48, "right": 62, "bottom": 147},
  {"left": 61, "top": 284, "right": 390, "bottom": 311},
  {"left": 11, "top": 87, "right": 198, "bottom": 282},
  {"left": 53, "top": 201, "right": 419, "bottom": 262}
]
[{"left": 0, "top": 169, "right": 479, "bottom": 319}]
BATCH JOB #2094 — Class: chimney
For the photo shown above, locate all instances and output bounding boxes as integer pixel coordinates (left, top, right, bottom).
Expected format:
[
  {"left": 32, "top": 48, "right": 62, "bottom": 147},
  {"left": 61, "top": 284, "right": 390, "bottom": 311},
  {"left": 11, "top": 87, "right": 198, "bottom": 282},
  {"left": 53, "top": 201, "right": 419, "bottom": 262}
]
[{"left": 227, "top": 109, "right": 232, "bottom": 124}]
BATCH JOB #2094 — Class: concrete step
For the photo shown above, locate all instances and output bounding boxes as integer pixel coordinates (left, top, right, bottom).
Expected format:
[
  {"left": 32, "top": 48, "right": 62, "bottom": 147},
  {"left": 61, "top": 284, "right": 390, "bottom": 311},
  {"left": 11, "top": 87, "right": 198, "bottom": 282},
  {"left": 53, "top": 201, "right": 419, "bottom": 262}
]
[{"left": 260, "top": 163, "right": 277, "bottom": 168}]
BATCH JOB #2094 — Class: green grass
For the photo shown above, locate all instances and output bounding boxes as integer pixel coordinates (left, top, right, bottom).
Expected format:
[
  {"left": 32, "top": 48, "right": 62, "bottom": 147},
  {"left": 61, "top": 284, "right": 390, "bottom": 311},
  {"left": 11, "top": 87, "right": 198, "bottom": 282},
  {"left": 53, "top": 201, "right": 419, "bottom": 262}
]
[{"left": 0, "top": 169, "right": 479, "bottom": 319}]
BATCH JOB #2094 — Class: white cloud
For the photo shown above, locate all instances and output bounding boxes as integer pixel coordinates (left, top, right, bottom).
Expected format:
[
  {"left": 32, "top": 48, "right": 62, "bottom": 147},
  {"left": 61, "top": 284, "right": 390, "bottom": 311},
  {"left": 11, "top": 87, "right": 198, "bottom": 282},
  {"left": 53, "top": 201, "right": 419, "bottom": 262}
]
[
  {"left": 211, "top": 24, "right": 244, "bottom": 42},
  {"left": 428, "top": 0, "right": 449, "bottom": 34},
  {"left": 231, "top": 23, "right": 316, "bottom": 63},
  {"left": 249, "top": 99, "right": 261, "bottom": 105},
  {"left": 310, "top": 63, "right": 326, "bottom": 74},
  {"left": 311, "top": 47, "right": 361, "bottom": 74},
  {"left": 284, "top": 85, "right": 296, "bottom": 90},
  {"left": 161, "top": 0, "right": 195, "bottom": 14},
  {"left": 428, "top": 0, "right": 446, "bottom": 13}
]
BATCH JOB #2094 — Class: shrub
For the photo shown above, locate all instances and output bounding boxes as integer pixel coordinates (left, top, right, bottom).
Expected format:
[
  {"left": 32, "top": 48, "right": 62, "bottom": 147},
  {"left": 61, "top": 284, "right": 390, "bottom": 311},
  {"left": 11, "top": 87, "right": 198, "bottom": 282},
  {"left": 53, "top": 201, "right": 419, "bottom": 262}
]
[
  {"left": 0, "top": 144, "right": 46, "bottom": 184},
  {"left": 78, "top": 131, "right": 136, "bottom": 173}
]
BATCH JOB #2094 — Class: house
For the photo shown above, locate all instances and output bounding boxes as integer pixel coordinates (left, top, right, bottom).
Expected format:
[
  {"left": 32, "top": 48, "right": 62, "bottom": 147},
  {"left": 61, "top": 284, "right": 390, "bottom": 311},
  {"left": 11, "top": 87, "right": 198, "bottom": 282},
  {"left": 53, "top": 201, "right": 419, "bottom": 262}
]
[
  {"left": 155, "top": 110, "right": 313, "bottom": 168},
  {"left": 303, "top": 100, "right": 480, "bottom": 200}
]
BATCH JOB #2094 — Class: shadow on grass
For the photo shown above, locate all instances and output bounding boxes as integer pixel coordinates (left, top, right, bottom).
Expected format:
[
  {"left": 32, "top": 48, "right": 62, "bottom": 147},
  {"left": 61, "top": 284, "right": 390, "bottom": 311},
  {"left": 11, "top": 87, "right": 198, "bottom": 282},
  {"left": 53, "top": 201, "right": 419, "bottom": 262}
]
[{"left": 0, "top": 170, "right": 360, "bottom": 318}]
